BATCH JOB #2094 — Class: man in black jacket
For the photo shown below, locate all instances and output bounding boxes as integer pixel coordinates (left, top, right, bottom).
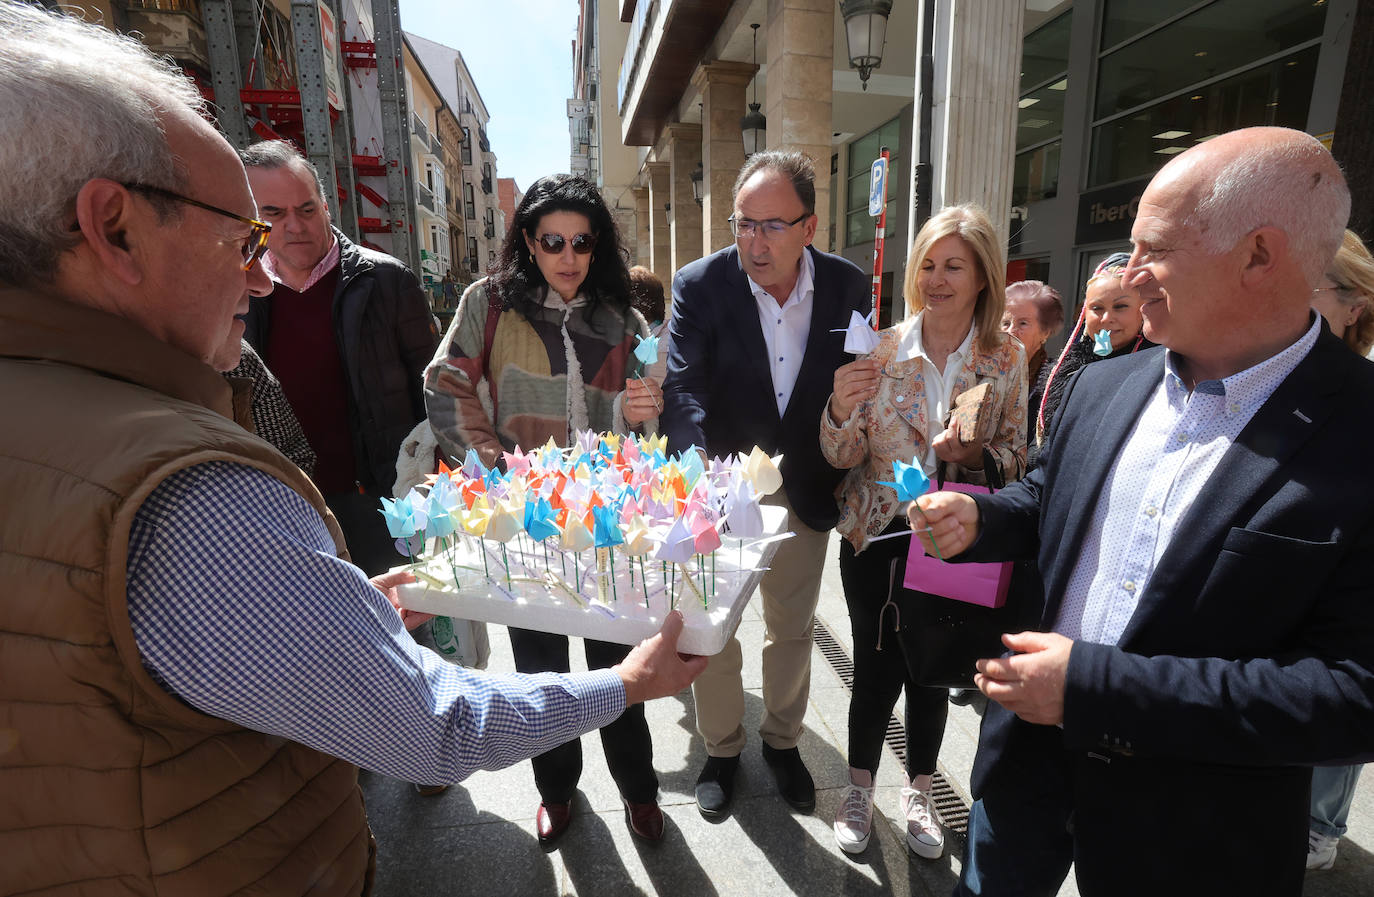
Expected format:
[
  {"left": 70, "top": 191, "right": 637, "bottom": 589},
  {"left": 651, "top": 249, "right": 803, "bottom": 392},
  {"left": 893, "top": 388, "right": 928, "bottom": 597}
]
[
  {"left": 662, "top": 151, "right": 869, "bottom": 818},
  {"left": 240, "top": 140, "right": 438, "bottom": 576}
]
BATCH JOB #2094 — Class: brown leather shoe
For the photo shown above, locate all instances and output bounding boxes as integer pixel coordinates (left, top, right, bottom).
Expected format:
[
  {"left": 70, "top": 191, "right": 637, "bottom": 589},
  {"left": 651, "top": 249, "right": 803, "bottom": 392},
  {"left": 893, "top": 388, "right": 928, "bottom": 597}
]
[
  {"left": 413, "top": 783, "right": 448, "bottom": 796},
  {"left": 623, "top": 799, "right": 664, "bottom": 842},
  {"left": 536, "top": 801, "right": 573, "bottom": 844}
]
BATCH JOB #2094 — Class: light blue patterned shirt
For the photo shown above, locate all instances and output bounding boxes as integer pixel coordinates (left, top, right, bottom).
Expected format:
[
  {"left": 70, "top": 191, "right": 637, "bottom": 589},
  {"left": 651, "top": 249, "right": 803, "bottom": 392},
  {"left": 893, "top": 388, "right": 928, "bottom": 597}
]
[
  {"left": 126, "top": 462, "right": 626, "bottom": 784},
  {"left": 1053, "top": 315, "right": 1322, "bottom": 646}
]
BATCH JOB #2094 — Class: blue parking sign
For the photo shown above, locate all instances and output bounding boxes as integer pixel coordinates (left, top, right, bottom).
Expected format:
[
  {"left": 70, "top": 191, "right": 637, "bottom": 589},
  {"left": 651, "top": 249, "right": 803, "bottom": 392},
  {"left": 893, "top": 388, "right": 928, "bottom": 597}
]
[{"left": 868, "top": 158, "right": 887, "bottom": 217}]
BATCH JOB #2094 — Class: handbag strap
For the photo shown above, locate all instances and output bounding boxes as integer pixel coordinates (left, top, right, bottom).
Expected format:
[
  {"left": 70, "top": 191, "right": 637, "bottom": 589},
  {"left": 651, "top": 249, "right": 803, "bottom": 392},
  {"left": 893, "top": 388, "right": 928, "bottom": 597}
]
[
  {"left": 876, "top": 558, "right": 902, "bottom": 652},
  {"left": 935, "top": 451, "right": 1002, "bottom": 493}
]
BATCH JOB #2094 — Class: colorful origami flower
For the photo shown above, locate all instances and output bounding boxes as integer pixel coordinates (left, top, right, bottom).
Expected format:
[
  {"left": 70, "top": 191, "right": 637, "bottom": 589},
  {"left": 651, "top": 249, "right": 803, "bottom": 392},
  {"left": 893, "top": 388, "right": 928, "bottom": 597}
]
[{"left": 876, "top": 458, "right": 930, "bottom": 502}]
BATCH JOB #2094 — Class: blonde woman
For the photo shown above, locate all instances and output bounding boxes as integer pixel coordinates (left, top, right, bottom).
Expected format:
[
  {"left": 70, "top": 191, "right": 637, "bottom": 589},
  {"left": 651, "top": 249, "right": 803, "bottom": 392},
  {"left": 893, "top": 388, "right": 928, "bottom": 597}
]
[
  {"left": 821, "top": 204, "right": 1027, "bottom": 859},
  {"left": 1306, "top": 228, "right": 1374, "bottom": 871}
]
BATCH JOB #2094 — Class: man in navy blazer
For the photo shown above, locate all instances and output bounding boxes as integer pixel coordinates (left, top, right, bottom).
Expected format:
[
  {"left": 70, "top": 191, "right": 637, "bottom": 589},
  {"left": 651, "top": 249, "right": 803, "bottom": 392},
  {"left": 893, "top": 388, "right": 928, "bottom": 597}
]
[
  {"left": 662, "top": 151, "right": 869, "bottom": 818},
  {"left": 918, "top": 127, "right": 1374, "bottom": 896}
]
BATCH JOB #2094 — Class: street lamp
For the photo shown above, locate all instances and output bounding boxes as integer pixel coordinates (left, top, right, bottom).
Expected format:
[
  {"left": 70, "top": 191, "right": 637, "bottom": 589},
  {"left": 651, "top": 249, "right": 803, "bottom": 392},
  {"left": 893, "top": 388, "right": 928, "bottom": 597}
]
[
  {"left": 691, "top": 160, "right": 704, "bottom": 207},
  {"left": 740, "top": 23, "right": 766, "bottom": 156},
  {"left": 840, "top": 0, "right": 894, "bottom": 91}
]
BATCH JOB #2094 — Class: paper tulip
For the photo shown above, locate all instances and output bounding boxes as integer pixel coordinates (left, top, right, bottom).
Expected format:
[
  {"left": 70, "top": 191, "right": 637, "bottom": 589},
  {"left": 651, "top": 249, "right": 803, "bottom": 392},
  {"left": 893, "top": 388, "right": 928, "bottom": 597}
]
[
  {"left": 876, "top": 458, "right": 931, "bottom": 502},
  {"left": 592, "top": 505, "right": 625, "bottom": 548},
  {"left": 524, "top": 498, "right": 560, "bottom": 542},
  {"left": 742, "top": 447, "right": 784, "bottom": 496},
  {"left": 842, "top": 309, "right": 881, "bottom": 355},
  {"left": 633, "top": 333, "right": 660, "bottom": 370}
]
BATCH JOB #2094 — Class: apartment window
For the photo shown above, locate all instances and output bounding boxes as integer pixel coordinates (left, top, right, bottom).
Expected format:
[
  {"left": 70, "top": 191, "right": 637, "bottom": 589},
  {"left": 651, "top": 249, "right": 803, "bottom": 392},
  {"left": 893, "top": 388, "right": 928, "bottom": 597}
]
[
  {"left": 461, "top": 127, "right": 473, "bottom": 165},
  {"left": 424, "top": 161, "right": 445, "bottom": 207},
  {"left": 1088, "top": 0, "right": 1325, "bottom": 187},
  {"left": 467, "top": 236, "right": 478, "bottom": 269},
  {"left": 844, "top": 117, "right": 901, "bottom": 247},
  {"left": 1013, "top": 10, "right": 1071, "bottom": 206},
  {"left": 464, "top": 182, "right": 475, "bottom": 219}
]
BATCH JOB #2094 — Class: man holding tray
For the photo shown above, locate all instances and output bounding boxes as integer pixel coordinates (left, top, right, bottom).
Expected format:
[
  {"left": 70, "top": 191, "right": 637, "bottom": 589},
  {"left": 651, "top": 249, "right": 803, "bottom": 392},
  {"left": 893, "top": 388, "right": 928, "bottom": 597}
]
[
  {"left": 663, "top": 150, "right": 869, "bottom": 817},
  {"left": 0, "top": 6, "right": 704, "bottom": 892}
]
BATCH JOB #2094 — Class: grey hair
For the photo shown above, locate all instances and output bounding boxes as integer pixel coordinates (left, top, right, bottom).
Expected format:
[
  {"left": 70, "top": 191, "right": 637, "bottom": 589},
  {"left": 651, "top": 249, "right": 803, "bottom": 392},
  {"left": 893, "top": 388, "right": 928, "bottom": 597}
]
[
  {"left": 1187, "top": 130, "right": 1350, "bottom": 287},
  {"left": 733, "top": 150, "right": 816, "bottom": 216},
  {"left": 239, "top": 139, "right": 329, "bottom": 207},
  {"left": 0, "top": 1, "right": 206, "bottom": 286}
]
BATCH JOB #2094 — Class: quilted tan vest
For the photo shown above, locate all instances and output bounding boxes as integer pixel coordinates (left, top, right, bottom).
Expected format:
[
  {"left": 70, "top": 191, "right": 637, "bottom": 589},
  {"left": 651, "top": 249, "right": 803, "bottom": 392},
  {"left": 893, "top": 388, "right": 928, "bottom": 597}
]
[{"left": 0, "top": 288, "right": 370, "bottom": 895}]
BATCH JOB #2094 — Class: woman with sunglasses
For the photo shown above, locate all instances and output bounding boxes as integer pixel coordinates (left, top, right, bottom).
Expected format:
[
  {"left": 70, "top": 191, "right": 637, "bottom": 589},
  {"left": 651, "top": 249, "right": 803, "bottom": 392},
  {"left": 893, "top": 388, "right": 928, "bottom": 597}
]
[{"left": 423, "top": 174, "right": 664, "bottom": 844}]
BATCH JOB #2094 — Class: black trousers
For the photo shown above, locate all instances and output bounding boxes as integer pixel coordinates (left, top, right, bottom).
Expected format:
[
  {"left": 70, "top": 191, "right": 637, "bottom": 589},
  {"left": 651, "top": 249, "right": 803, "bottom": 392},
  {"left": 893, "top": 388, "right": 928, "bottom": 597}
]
[
  {"left": 508, "top": 627, "right": 658, "bottom": 804},
  {"left": 839, "top": 522, "right": 949, "bottom": 778}
]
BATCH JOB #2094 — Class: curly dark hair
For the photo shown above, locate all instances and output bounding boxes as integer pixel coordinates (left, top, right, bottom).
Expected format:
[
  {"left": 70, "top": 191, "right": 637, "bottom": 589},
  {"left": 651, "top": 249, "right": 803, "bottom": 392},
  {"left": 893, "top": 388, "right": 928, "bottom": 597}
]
[{"left": 487, "top": 174, "right": 632, "bottom": 325}]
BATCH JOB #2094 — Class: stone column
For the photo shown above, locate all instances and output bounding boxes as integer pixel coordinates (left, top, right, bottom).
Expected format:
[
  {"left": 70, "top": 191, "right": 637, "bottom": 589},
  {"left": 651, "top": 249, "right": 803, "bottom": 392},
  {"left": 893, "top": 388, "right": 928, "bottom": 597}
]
[
  {"left": 930, "top": 0, "right": 1024, "bottom": 248},
  {"left": 693, "top": 61, "right": 757, "bottom": 256},
  {"left": 645, "top": 161, "right": 672, "bottom": 278},
  {"left": 765, "top": 0, "right": 835, "bottom": 249},
  {"left": 632, "top": 186, "right": 651, "bottom": 269},
  {"left": 664, "top": 123, "right": 703, "bottom": 274}
]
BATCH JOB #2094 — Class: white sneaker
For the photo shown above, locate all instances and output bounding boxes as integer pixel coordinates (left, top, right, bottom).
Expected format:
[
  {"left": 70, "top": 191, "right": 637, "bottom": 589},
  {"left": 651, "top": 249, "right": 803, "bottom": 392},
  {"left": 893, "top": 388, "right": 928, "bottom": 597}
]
[
  {"left": 1307, "top": 829, "right": 1339, "bottom": 871},
  {"left": 834, "top": 767, "right": 875, "bottom": 855},
  {"left": 900, "top": 774, "right": 944, "bottom": 859}
]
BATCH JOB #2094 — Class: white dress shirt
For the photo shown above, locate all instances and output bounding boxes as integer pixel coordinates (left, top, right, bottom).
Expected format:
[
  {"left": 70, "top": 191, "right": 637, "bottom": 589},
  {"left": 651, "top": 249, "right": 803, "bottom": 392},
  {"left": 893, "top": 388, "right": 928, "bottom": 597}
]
[
  {"left": 1054, "top": 315, "right": 1321, "bottom": 646},
  {"left": 746, "top": 250, "right": 816, "bottom": 416},
  {"left": 894, "top": 311, "right": 975, "bottom": 474}
]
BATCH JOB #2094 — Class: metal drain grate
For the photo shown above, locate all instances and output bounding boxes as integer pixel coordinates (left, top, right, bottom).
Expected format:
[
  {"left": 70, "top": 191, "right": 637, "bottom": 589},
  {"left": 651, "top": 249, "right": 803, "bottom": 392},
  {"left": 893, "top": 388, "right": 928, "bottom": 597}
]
[{"left": 812, "top": 618, "right": 970, "bottom": 837}]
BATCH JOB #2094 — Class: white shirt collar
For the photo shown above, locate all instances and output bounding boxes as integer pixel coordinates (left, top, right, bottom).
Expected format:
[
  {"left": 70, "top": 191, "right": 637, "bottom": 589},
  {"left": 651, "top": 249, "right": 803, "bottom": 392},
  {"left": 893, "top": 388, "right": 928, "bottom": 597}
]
[
  {"left": 894, "top": 310, "right": 975, "bottom": 364},
  {"left": 744, "top": 248, "right": 815, "bottom": 309}
]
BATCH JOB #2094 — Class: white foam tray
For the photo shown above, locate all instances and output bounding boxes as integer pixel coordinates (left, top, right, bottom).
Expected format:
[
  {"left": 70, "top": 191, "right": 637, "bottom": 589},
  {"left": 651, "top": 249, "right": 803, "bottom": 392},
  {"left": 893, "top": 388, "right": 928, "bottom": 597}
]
[{"left": 396, "top": 505, "right": 790, "bottom": 656}]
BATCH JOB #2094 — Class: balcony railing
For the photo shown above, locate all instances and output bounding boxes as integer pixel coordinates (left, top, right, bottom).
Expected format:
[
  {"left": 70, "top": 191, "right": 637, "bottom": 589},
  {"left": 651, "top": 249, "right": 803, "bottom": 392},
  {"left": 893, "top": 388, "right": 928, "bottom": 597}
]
[
  {"left": 416, "top": 181, "right": 436, "bottom": 214},
  {"left": 411, "top": 113, "right": 431, "bottom": 150},
  {"left": 430, "top": 131, "right": 444, "bottom": 156},
  {"left": 478, "top": 128, "right": 491, "bottom": 153}
]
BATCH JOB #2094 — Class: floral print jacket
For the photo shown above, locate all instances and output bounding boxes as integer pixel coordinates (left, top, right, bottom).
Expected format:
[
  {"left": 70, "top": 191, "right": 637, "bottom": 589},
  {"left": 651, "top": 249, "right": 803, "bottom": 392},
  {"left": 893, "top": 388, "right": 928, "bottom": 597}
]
[{"left": 820, "top": 317, "right": 1028, "bottom": 550}]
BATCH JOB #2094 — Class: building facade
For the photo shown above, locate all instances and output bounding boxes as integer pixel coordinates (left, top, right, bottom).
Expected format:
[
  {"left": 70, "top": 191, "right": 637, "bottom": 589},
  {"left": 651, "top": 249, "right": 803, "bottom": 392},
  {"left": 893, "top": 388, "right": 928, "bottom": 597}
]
[
  {"left": 403, "top": 40, "right": 453, "bottom": 295},
  {"left": 403, "top": 33, "right": 506, "bottom": 280},
  {"left": 569, "top": 0, "right": 643, "bottom": 263},
  {"left": 599, "top": 0, "right": 1364, "bottom": 334}
]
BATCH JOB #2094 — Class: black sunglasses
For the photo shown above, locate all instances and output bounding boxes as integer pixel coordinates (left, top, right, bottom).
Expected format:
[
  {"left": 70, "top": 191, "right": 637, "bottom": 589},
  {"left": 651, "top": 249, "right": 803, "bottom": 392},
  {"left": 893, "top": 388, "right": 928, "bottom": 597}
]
[
  {"left": 124, "top": 183, "right": 272, "bottom": 271},
  {"left": 534, "top": 232, "right": 597, "bottom": 255}
]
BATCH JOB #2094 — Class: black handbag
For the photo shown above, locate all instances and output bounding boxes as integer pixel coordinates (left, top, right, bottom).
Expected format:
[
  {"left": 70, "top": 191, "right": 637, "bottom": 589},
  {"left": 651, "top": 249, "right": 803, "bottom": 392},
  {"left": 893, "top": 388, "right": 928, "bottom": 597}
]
[{"left": 878, "top": 451, "right": 1018, "bottom": 689}]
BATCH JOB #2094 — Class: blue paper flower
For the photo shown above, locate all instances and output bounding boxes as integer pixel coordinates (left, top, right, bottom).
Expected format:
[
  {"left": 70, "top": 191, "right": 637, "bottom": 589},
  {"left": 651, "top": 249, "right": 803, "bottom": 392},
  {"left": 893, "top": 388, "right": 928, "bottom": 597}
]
[
  {"left": 876, "top": 459, "right": 931, "bottom": 501},
  {"left": 591, "top": 504, "right": 625, "bottom": 548},
  {"left": 633, "top": 333, "right": 660, "bottom": 367},
  {"left": 1093, "top": 329, "right": 1113, "bottom": 356},
  {"left": 524, "top": 497, "right": 561, "bottom": 542}
]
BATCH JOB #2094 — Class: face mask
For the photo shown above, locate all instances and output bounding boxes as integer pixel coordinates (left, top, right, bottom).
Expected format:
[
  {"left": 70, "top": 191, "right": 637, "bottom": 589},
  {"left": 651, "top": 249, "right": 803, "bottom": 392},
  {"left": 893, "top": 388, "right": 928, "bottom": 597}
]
[{"left": 1093, "top": 329, "right": 1113, "bottom": 357}]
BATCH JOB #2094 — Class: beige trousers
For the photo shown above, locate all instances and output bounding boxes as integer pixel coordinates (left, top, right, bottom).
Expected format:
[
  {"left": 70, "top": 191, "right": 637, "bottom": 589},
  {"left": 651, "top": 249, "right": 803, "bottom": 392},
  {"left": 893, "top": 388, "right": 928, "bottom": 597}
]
[{"left": 691, "top": 491, "right": 831, "bottom": 756}]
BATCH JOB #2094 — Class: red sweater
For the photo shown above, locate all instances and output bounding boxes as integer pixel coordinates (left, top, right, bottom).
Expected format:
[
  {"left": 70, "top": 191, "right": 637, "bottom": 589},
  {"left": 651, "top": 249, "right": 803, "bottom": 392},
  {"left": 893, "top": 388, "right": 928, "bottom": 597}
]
[{"left": 264, "top": 267, "right": 359, "bottom": 493}]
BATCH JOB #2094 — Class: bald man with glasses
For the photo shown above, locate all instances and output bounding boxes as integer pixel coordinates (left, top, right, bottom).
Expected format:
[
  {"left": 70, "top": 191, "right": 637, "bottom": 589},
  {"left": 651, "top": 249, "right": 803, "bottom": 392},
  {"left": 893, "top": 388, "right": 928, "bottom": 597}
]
[{"left": 662, "top": 150, "right": 870, "bottom": 819}]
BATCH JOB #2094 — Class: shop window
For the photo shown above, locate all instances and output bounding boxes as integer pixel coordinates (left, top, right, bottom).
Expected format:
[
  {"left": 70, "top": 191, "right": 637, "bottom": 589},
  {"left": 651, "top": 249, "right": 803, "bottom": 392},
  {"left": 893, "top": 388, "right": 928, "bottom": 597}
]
[
  {"left": 1013, "top": 140, "right": 1061, "bottom": 206},
  {"left": 1101, "top": 0, "right": 1202, "bottom": 49},
  {"left": 1089, "top": 45, "right": 1318, "bottom": 187},
  {"left": 1020, "top": 10, "right": 1072, "bottom": 93},
  {"left": 1013, "top": 10, "right": 1071, "bottom": 211},
  {"left": 845, "top": 116, "right": 903, "bottom": 247},
  {"left": 1095, "top": 0, "right": 1325, "bottom": 121}
]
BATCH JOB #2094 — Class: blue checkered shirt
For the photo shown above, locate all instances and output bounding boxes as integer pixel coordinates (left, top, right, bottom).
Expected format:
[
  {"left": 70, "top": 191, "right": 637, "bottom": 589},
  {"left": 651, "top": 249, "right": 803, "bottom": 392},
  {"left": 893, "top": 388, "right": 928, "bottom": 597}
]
[
  {"left": 1053, "top": 315, "right": 1321, "bottom": 646},
  {"left": 126, "top": 462, "right": 626, "bottom": 784}
]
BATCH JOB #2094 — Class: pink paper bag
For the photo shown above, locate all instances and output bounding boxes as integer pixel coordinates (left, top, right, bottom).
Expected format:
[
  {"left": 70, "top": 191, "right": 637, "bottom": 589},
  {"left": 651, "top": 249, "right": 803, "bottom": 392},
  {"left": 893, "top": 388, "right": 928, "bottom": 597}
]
[{"left": 904, "top": 482, "right": 1012, "bottom": 608}]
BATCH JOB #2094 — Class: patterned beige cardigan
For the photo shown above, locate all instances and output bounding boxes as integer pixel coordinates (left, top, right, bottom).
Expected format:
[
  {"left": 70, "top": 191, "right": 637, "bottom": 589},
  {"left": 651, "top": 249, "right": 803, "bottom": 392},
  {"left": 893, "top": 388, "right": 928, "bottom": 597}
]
[{"left": 820, "top": 317, "right": 1028, "bottom": 550}]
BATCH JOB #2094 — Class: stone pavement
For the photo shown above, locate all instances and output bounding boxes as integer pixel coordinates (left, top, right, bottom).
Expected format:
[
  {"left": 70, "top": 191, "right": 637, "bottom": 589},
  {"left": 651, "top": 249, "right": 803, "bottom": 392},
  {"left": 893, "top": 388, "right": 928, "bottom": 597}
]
[{"left": 361, "top": 533, "right": 1374, "bottom": 896}]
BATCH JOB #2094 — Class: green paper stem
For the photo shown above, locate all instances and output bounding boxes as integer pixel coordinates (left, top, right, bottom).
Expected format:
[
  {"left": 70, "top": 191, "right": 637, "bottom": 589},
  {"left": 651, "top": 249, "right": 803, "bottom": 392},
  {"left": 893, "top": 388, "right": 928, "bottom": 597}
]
[{"left": 501, "top": 543, "right": 512, "bottom": 588}]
